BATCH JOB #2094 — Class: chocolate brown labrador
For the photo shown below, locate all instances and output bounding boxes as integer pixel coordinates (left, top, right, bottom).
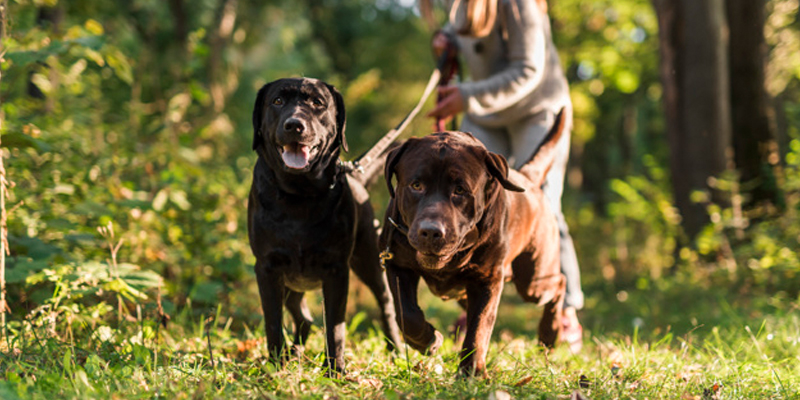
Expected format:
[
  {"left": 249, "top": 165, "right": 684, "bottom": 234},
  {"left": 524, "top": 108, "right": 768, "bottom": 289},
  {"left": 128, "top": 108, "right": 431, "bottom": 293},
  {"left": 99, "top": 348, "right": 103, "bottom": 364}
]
[
  {"left": 380, "top": 109, "right": 568, "bottom": 376},
  {"left": 248, "top": 77, "right": 402, "bottom": 374}
]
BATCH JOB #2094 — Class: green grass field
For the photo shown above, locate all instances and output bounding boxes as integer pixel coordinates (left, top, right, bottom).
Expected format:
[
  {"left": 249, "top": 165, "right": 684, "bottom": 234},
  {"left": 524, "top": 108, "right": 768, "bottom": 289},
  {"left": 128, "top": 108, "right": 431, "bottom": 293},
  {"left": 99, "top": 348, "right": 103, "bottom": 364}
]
[{"left": 1, "top": 282, "right": 798, "bottom": 400}]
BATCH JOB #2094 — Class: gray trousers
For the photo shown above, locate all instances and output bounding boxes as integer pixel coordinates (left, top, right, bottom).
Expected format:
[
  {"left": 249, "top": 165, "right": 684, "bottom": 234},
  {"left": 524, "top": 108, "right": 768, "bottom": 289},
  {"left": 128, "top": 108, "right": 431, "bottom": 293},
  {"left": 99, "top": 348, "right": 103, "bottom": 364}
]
[{"left": 462, "top": 114, "right": 584, "bottom": 310}]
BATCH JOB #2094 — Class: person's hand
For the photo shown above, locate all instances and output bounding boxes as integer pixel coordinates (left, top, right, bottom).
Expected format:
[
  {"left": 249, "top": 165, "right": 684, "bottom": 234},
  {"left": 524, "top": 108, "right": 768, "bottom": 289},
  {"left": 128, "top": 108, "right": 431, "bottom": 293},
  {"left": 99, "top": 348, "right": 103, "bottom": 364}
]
[
  {"left": 427, "top": 86, "right": 464, "bottom": 122},
  {"left": 431, "top": 31, "right": 449, "bottom": 59}
]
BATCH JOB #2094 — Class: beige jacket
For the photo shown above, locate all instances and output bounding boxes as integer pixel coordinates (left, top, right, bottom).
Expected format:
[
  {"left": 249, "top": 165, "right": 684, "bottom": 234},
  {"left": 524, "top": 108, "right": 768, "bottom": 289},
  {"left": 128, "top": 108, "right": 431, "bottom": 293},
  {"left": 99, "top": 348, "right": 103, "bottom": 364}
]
[{"left": 445, "top": 0, "right": 571, "bottom": 129}]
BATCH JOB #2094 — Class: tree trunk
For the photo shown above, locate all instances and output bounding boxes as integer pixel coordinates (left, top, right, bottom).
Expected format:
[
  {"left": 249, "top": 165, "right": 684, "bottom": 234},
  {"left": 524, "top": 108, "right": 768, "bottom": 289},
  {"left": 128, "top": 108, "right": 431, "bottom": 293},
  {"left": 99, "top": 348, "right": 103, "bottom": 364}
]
[
  {"left": 726, "top": 0, "right": 780, "bottom": 207},
  {"left": 653, "top": 0, "right": 732, "bottom": 238},
  {"left": 209, "top": 0, "right": 238, "bottom": 113}
]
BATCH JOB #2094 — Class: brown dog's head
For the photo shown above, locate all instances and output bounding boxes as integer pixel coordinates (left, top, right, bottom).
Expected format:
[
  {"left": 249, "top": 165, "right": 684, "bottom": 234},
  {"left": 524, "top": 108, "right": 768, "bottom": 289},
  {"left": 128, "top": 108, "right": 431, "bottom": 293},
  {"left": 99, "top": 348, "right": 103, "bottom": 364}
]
[
  {"left": 385, "top": 131, "right": 524, "bottom": 270},
  {"left": 252, "top": 78, "right": 347, "bottom": 174}
]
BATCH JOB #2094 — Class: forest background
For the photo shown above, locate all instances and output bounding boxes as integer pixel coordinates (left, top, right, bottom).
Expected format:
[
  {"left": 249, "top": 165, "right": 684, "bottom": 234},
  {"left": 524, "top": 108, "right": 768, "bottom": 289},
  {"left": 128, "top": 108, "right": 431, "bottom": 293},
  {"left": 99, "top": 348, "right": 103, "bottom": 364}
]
[{"left": 0, "top": 0, "right": 799, "bottom": 398}]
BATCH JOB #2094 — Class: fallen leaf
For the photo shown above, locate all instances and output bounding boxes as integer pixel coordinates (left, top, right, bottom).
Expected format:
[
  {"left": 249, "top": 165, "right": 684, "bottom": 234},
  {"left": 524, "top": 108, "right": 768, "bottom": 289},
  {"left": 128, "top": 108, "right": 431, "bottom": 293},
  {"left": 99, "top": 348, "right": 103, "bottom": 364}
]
[{"left": 514, "top": 376, "right": 534, "bottom": 387}]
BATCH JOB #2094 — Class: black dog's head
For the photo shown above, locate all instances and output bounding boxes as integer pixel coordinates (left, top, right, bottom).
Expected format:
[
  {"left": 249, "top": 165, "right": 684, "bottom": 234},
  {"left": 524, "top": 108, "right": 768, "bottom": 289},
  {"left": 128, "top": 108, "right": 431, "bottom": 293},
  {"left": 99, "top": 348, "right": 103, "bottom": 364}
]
[
  {"left": 252, "top": 78, "right": 347, "bottom": 173},
  {"left": 384, "top": 131, "right": 524, "bottom": 270}
]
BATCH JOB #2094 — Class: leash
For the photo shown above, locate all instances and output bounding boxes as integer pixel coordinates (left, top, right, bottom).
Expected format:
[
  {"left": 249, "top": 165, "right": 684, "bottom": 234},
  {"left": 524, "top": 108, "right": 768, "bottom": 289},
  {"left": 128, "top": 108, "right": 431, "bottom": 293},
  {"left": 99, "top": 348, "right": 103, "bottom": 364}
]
[
  {"left": 342, "top": 69, "right": 441, "bottom": 176},
  {"left": 344, "top": 38, "right": 461, "bottom": 177}
]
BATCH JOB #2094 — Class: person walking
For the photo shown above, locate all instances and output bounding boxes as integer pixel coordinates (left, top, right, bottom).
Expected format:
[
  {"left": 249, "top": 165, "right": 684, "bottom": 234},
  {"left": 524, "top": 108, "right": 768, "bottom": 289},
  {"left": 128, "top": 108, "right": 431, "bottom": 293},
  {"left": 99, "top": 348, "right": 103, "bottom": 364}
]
[{"left": 421, "top": 0, "right": 584, "bottom": 351}]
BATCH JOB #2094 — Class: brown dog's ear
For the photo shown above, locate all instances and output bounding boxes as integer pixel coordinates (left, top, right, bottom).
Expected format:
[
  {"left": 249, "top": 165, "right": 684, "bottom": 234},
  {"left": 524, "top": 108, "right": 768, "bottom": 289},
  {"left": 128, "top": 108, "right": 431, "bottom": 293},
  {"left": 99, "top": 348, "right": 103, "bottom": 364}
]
[
  {"left": 384, "top": 140, "right": 413, "bottom": 198},
  {"left": 252, "top": 82, "right": 273, "bottom": 150},
  {"left": 485, "top": 151, "right": 525, "bottom": 192},
  {"left": 326, "top": 83, "right": 348, "bottom": 153}
]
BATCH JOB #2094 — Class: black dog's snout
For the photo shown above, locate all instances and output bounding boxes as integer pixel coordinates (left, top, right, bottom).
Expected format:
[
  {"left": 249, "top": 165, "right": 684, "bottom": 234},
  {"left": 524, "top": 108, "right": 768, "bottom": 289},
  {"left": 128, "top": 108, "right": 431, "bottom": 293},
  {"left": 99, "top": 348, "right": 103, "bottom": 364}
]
[
  {"left": 418, "top": 220, "right": 445, "bottom": 241},
  {"left": 283, "top": 118, "right": 305, "bottom": 133}
]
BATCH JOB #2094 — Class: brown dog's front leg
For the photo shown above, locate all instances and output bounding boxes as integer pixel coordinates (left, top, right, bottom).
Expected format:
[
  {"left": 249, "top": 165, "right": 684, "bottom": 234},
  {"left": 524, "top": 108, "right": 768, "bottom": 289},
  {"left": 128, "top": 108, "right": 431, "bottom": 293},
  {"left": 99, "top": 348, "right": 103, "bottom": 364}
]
[
  {"left": 386, "top": 266, "right": 443, "bottom": 354},
  {"left": 321, "top": 266, "right": 349, "bottom": 375},
  {"left": 460, "top": 279, "right": 504, "bottom": 376},
  {"left": 255, "top": 260, "right": 287, "bottom": 366}
]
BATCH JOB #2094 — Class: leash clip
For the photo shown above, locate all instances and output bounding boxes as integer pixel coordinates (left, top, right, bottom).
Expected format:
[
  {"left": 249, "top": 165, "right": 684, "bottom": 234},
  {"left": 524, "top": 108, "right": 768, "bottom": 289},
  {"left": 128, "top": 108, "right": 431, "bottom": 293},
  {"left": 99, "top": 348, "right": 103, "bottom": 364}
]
[
  {"left": 379, "top": 249, "right": 393, "bottom": 269},
  {"left": 338, "top": 160, "right": 365, "bottom": 174}
]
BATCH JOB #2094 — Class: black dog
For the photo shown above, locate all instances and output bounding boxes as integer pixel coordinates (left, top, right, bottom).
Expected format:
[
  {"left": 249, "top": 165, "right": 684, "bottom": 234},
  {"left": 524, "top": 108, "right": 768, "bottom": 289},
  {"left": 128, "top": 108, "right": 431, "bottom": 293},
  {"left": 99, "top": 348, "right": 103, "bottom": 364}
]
[{"left": 248, "top": 77, "right": 402, "bottom": 374}]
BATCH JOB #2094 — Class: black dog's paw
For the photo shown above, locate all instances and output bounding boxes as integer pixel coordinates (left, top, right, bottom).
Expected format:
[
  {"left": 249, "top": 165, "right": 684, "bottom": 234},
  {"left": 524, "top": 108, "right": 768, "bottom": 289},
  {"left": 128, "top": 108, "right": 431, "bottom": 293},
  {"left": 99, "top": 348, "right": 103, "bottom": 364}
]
[
  {"left": 384, "top": 336, "right": 398, "bottom": 353},
  {"left": 323, "top": 361, "right": 348, "bottom": 379},
  {"left": 291, "top": 344, "right": 305, "bottom": 360}
]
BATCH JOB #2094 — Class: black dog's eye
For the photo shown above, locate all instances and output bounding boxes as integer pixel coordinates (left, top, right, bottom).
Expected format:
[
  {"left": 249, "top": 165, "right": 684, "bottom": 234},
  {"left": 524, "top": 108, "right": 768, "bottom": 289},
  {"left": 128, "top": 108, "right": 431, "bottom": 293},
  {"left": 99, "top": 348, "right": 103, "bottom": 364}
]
[
  {"left": 272, "top": 97, "right": 284, "bottom": 106},
  {"left": 453, "top": 185, "right": 467, "bottom": 196},
  {"left": 410, "top": 181, "right": 424, "bottom": 191}
]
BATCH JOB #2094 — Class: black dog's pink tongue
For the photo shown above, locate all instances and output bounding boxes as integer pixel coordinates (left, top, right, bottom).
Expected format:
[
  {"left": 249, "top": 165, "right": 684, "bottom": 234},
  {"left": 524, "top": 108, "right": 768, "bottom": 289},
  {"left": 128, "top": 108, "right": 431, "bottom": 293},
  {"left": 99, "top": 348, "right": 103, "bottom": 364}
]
[{"left": 282, "top": 143, "right": 310, "bottom": 169}]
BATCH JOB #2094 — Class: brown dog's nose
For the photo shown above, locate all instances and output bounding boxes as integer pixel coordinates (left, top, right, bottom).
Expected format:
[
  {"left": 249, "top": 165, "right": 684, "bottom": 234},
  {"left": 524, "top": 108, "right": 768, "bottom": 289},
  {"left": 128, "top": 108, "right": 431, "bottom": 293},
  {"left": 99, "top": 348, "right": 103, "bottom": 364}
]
[
  {"left": 283, "top": 118, "right": 305, "bottom": 133},
  {"left": 416, "top": 220, "right": 445, "bottom": 250}
]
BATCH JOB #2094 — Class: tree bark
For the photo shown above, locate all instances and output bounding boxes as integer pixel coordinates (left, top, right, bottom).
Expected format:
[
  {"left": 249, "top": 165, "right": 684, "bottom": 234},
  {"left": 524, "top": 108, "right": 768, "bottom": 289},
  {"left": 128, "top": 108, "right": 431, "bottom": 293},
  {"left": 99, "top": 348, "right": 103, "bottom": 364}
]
[
  {"left": 653, "top": 0, "right": 732, "bottom": 238},
  {"left": 209, "top": 0, "right": 238, "bottom": 113},
  {"left": 726, "top": 0, "right": 780, "bottom": 207},
  {"left": 168, "top": 0, "right": 188, "bottom": 56}
]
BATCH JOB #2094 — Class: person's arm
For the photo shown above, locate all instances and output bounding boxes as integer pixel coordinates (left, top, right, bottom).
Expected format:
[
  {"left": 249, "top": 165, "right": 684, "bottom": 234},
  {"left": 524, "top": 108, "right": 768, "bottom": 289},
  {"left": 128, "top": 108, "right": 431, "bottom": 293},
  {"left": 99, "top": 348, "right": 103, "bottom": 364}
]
[{"left": 457, "top": 0, "right": 547, "bottom": 117}]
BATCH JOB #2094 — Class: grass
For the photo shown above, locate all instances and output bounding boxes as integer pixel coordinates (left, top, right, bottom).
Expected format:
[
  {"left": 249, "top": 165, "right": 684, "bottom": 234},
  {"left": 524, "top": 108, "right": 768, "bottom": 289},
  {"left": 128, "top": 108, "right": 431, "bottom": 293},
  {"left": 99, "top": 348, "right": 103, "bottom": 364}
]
[{"left": 0, "top": 284, "right": 798, "bottom": 399}]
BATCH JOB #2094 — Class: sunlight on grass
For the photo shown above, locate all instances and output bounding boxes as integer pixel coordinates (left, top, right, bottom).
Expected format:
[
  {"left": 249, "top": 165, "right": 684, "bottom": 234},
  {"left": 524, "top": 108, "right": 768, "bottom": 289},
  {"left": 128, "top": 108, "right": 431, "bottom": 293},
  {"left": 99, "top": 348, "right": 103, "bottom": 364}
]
[{"left": 1, "top": 308, "right": 797, "bottom": 399}]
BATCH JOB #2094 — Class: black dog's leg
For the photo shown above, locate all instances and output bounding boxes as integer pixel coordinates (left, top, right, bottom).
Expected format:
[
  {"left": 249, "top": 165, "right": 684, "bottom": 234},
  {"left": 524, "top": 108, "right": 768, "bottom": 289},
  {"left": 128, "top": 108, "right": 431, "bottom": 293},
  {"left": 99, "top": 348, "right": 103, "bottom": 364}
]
[
  {"left": 255, "top": 259, "right": 287, "bottom": 366},
  {"left": 321, "top": 266, "right": 349, "bottom": 375},
  {"left": 459, "top": 279, "right": 504, "bottom": 376},
  {"left": 385, "top": 266, "right": 442, "bottom": 354},
  {"left": 285, "top": 290, "right": 313, "bottom": 358},
  {"left": 350, "top": 225, "right": 402, "bottom": 350}
]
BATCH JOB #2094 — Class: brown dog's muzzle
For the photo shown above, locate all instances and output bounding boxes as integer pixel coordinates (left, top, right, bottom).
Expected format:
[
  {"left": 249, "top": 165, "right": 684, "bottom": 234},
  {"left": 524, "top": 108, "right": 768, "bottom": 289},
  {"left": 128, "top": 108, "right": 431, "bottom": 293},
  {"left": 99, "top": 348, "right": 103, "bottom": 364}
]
[{"left": 409, "top": 219, "right": 447, "bottom": 255}]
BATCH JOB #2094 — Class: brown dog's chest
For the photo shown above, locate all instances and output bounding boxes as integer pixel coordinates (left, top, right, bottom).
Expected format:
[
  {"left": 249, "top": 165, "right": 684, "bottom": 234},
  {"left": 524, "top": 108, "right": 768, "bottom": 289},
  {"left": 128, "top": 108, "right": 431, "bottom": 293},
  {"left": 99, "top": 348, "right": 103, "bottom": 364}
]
[{"left": 422, "top": 273, "right": 469, "bottom": 300}]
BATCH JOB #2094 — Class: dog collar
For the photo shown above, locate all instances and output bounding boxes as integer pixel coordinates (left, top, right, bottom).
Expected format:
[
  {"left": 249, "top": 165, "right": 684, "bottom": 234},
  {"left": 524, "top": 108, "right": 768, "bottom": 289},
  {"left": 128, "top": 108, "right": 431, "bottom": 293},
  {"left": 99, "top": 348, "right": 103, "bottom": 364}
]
[
  {"left": 379, "top": 216, "right": 409, "bottom": 269},
  {"left": 387, "top": 217, "right": 410, "bottom": 236}
]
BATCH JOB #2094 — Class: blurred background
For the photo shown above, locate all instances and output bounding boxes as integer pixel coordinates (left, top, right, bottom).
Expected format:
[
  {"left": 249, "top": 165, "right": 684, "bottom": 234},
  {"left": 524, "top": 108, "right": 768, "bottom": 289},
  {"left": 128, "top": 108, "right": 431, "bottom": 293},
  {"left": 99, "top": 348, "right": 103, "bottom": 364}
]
[{"left": 1, "top": 0, "right": 799, "bottom": 339}]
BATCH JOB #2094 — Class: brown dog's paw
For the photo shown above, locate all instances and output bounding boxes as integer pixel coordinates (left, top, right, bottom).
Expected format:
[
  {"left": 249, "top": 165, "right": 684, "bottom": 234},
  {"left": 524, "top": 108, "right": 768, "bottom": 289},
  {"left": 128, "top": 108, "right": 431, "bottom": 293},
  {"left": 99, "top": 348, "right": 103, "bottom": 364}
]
[
  {"left": 404, "top": 329, "right": 444, "bottom": 355},
  {"left": 427, "top": 330, "right": 444, "bottom": 355},
  {"left": 457, "top": 361, "right": 488, "bottom": 379}
]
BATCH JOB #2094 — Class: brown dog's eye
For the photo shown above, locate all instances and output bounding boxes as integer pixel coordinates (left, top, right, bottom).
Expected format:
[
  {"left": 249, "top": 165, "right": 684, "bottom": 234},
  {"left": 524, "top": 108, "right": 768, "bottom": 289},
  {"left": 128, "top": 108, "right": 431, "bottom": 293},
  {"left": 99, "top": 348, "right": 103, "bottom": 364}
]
[
  {"left": 272, "top": 97, "right": 284, "bottom": 106},
  {"left": 410, "top": 181, "right": 424, "bottom": 191},
  {"left": 453, "top": 185, "right": 467, "bottom": 196},
  {"left": 312, "top": 97, "right": 324, "bottom": 107}
]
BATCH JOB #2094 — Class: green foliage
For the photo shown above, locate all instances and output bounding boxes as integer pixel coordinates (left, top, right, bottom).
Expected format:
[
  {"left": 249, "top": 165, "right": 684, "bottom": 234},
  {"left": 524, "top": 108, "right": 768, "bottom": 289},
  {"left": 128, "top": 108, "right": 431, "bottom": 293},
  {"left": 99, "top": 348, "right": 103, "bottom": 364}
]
[{"left": 1, "top": 0, "right": 436, "bottom": 326}]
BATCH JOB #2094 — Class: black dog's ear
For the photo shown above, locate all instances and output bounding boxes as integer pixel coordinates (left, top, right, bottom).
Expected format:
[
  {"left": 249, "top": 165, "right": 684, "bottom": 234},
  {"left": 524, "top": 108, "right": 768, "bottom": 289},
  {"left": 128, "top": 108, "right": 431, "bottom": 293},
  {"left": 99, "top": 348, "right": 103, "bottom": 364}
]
[
  {"left": 252, "top": 82, "right": 273, "bottom": 151},
  {"left": 326, "top": 84, "right": 348, "bottom": 153},
  {"left": 485, "top": 151, "right": 525, "bottom": 192},
  {"left": 384, "top": 139, "right": 413, "bottom": 198}
]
